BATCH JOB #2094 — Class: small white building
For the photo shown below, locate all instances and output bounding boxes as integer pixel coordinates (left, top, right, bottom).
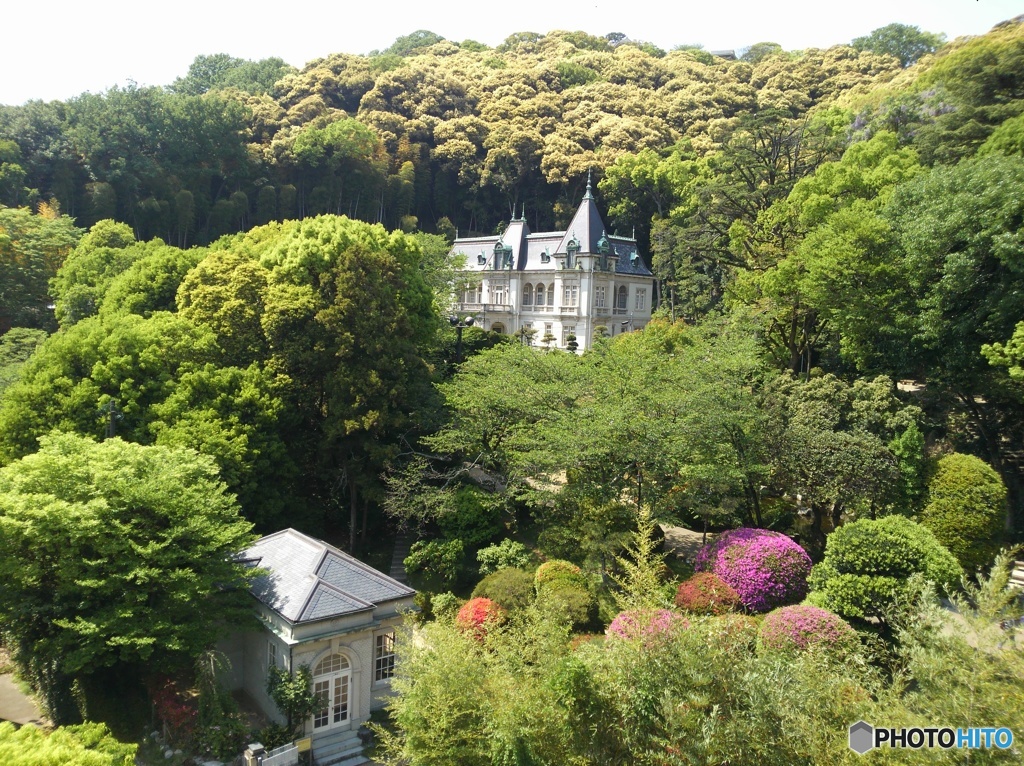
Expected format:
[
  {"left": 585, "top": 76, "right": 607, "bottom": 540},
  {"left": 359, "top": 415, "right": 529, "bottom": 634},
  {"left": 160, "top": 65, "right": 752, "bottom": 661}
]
[
  {"left": 219, "top": 529, "right": 415, "bottom": 764},
  {"left": 449, "top": 179, "right": 656, "bottom": 352}
]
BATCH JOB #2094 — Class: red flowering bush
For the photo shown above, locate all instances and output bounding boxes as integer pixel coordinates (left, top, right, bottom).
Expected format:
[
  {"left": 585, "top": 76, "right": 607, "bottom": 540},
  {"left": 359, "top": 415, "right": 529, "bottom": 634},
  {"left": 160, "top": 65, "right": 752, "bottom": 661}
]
[
  {"left": 675, "top": 573, "right": 741, "bottom": 615},
  {"left": 149, "top": 676, "right": 197, "bottom": 746},
  {"left": 695, "top": 528, "right": 811, "bottom": 613},
  {"left": 606, "top": 609, "right": 688, "bottom": 643},
  {"left": 455, "top": 597, "right": 506, "bottom": 640},
  {"left": 757, "top": 605, "right": 858, "bottom": 654}
]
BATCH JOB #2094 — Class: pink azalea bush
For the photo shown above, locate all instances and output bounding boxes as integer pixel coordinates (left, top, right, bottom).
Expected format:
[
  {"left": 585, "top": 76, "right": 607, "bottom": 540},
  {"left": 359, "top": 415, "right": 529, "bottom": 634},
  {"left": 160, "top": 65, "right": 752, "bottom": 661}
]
[
  {"left": 757, "top": 605, "right": 858, "bottom": 654},
  {"left": 695, "top": 528, "right": 811, "bottom": 612},
  {"left": 606, "top": 609, "right": 688, "bottom": 642}
]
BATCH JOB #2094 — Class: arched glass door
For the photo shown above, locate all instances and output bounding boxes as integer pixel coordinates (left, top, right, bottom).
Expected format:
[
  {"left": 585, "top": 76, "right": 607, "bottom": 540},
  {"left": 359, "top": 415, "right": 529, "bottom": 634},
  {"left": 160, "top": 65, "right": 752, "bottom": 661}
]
[{"left": 312, "top": 653, "right": 350, "bottom": 730}]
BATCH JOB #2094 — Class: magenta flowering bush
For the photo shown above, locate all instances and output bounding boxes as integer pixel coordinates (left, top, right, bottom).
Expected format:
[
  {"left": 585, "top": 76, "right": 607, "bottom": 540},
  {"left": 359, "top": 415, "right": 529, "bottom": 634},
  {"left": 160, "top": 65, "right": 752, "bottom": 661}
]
[
  {"left": 694, "top": 528, "right": 811, "bottom": 612},
  {"left": 757, "top": 605, "right": 858, "bottom": 654},
  {"left": 606, "top": 609, "right": 688, "bottom": 642}
]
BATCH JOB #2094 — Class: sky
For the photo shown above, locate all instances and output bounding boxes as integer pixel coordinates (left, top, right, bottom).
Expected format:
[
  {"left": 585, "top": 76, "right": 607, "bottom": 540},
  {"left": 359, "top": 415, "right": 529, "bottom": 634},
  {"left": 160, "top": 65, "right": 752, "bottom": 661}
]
[{"left": 2, "top": 0, "right": 1021, "bottom": 106}]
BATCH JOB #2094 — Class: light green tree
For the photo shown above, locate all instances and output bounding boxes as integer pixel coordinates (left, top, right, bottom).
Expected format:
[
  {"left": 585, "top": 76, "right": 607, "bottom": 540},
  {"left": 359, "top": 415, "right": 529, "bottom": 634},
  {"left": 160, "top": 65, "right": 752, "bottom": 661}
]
[{"left": 0, "top": 432, "right": 256, "bottom": 723}]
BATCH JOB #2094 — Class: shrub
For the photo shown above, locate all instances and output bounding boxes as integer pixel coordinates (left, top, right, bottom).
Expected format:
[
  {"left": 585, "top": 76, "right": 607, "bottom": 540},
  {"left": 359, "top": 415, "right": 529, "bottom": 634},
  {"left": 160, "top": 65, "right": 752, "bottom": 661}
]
[
  {"left": 535, "top": 560, "right": 588, "bottom": 593},
  {"left": 477, "top": 538, "right": 533, "bottom": 575},
  {"left": 606, "top": 609, "right": 688, "bottom": 642},
  {"left": 808, "top": 516, "right": 963, "bottom": 621},
  {"left": 535, "top": 559, "right": 594, "bottom": 627},
  {"left": 430, "top": 591, "right": 463, "bottom": 623},
  {"left": 472, "top": 568, "right": 535, "bottom": 611},
  {"left": 455, "top": 597, "right": 505, "bottom": 640},
  {"left": 695, "top": 529, "right": 811, "bottom": 612},
  {"left": 919, "top": 453, "right": 1006, "bottom": 574},
  {"left": 404, "top": 538, "right": 465, "bottom": 583},
  {"left": 675, "top": 573, "right": 740, "bottom": 615},
  {"left": 757, "top": 605, "right": 858, "bottom": 655},
  {"left": 705, "top": 613, "right": 760, "bottom": 653}
]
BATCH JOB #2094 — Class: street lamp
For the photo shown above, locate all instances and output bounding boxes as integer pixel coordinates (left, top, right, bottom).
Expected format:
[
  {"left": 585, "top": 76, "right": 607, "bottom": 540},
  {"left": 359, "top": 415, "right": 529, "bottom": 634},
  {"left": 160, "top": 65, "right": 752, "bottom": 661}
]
[{"left": 449, "top": 315, "right": 475, "bottom": 363}]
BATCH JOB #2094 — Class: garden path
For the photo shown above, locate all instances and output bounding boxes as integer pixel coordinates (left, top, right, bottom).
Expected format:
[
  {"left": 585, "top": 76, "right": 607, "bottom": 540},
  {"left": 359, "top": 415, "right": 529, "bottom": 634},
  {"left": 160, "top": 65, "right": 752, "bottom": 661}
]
[
  {"left": 0, "top": 673, "right": 45, "bottom": 726},
  {"left": 660, "top": 525, "right": 714, "bottom": 563}
]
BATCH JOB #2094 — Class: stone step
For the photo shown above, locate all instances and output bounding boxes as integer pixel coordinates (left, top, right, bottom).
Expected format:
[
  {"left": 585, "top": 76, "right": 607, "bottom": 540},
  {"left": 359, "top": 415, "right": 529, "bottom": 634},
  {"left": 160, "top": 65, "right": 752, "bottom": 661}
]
[
  {"left": 313, "top": 730, "right": 364, "bottom": 765},
  {"left": 388, "top": 534, "right": 413, "bottom": 583}
]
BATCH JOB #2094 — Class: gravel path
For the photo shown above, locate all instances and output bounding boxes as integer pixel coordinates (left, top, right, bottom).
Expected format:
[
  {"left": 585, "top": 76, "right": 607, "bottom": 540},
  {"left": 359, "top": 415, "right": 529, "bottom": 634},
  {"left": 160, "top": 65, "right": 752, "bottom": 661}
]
[{"left": 660, "top": 525, "right": 714, "bottom": 563}]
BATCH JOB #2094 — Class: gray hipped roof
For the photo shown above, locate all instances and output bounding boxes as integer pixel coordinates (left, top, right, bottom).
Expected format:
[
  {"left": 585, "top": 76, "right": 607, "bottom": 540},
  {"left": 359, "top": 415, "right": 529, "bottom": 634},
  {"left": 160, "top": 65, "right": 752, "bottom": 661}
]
[{"left": 242, "top": 529, "right": 415, "bottom": 625}]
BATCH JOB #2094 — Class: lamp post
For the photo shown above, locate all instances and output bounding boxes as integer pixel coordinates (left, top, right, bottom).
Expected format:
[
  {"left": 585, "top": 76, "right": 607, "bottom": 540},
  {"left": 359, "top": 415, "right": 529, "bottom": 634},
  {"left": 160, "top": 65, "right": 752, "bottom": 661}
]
[{"left": 449, "top": 315, "right": 475, "bottom": 363}]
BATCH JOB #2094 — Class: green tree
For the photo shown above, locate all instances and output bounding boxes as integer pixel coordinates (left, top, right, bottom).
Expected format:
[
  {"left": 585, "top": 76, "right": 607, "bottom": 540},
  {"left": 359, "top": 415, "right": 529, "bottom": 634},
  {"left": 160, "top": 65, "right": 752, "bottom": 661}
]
[
  {"left": 0, "top": 205, "right": 82, "bottom": 330},
  {"left": 0, "top": 327, "right": 46, "bottom": 393},
  {"left": 267, "top": 665, "right": 320, "bottom": 738},
  {"left": 0, "top": 432, "right": 256, "bottom": 723},
  {"left": 852, "top": 24, "right": 945, "bottom": 67}
]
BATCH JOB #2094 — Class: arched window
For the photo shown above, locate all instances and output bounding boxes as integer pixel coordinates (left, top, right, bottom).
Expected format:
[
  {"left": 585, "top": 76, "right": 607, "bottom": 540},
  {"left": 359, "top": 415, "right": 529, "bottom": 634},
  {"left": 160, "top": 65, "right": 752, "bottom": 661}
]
[
  {"left": 523, "top": 283, "right": 533, "bottom": 306},
  {"left": 313, "top": 653, "right": 350, "bottom": 729},
  {"left": 491, "top": 323, "right": 505, "bottom": 334},
  {"left": 547, "top": 284, "right": 555, "bottom": 307},
  {"left": 617, "top": 285, "right": 628, "bottom": 310},
  {"left": 535, "top": 283, "right": 545, "bottom": 306}
]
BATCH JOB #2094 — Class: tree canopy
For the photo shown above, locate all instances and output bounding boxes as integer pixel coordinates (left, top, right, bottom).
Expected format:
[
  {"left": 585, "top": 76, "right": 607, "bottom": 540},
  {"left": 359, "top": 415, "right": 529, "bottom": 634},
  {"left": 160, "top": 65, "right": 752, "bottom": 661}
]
[{"left": 0, "top": 432, "right": 256, "bottom": 722}]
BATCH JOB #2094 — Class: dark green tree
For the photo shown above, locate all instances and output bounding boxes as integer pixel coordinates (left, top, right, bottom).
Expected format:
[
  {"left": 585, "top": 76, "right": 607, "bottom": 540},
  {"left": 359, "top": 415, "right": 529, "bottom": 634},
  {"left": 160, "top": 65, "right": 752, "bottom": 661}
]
[{"left": 852, "top": 24, "right": 945, "bottom": 67}]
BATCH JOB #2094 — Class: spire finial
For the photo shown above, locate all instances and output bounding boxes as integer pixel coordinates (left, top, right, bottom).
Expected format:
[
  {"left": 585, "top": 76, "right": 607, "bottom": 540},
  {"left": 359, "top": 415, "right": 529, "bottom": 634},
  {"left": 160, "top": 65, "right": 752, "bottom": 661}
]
[{"left": 585, "top": 169, "right": 594, "bottom": 199}]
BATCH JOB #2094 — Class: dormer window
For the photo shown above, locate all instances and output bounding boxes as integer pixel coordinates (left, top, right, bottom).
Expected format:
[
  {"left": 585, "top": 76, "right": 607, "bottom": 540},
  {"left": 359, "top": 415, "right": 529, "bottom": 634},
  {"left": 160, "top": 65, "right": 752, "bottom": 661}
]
[
  {"left": 477, "top": 252, "right": 486, "bottom": 265},
  {"left": 494, "top": 241, "right": 512, "bottom": 269},
  {"left": 566, "top": 237, "right": 579, "bottom": 268},
  {"left": 541, "top": 249, "right": 551, "bottom": 264},
  {"left": 597, "top": 231, "right": 610, "bottom": 271}
]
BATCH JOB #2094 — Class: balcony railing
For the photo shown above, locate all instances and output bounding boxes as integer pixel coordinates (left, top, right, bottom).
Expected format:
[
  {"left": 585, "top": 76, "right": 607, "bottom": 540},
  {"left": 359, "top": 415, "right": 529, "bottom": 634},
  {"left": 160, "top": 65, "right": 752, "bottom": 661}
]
[{"left": 457, "top": 302, "right": 512, "bottom": 312}]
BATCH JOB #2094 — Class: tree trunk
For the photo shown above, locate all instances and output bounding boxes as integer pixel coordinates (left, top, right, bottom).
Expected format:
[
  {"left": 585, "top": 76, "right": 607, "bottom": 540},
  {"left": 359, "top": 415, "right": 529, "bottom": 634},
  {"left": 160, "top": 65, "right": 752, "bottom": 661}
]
[{"left": 349, "top": 474, "right": 358, "bottom": 554}]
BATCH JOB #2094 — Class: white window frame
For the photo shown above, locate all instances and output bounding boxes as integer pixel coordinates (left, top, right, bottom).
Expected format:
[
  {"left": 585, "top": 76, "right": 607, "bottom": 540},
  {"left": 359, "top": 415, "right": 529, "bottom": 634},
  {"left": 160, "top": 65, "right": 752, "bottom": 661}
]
[
  {"left": 635, "top": 288, "right": 647, "bottom": 311},
  {"left": 562, "top": 283, "right": 578, "bottom": 307},
  {"left": 595, "top": 286, "right": 606, "bottom": 308},
  {"left": 374, "top": 631, "right": 396, "bottom": 684}
]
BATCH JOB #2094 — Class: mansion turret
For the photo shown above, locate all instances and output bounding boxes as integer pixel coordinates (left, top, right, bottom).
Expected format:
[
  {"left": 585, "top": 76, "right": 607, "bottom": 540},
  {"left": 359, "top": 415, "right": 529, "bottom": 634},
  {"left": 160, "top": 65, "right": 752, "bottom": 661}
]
[{"left": 449, "top": 180, "right": 655, "bottom": 352}]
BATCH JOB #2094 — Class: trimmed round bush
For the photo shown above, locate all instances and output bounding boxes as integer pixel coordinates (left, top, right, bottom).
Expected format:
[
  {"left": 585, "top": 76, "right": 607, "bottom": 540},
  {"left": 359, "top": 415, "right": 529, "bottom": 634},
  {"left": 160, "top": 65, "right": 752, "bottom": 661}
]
[
  {"left": 757, "top": 605, "right": 858, "bottom": 654},
  {"left": 472, "top": 568, "right": 535, "bottom": 611},
  {"left": 808, "top": 515, "right": 963, "bottom": 621},
  {"left": 695, "top": 529, "right": 811, "bottom": 612},
  {"left": 455, "top": 597, "right": 505, "bottom": 640},
  {"left": 919, "top": 453, "right": 1006, "bottom": 574},
  {"left": 535, "top": 559, "right": 594, "bottom": 627},
  {"left": 535, "top": 560, "right": 588, "bottom": 593},
  {"left": 675, "top": 573, "right": 741, "bottom": 615},
  {"left": 606, "top": 609, "right": 688, "bottom": 642}
]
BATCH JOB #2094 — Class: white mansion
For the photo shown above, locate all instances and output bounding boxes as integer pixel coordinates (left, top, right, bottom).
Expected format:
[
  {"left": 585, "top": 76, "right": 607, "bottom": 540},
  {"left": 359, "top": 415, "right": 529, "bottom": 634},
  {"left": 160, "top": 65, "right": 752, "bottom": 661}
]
[{"left": 449, "top": 180, "right": 656, "bottom": 352}]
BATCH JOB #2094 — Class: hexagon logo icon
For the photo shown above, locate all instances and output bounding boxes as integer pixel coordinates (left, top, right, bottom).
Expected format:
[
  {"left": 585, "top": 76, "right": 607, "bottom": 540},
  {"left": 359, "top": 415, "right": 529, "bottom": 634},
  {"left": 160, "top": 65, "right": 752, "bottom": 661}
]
[{"left": 849, "top": 720, "right": 874, "bottom": 754}]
